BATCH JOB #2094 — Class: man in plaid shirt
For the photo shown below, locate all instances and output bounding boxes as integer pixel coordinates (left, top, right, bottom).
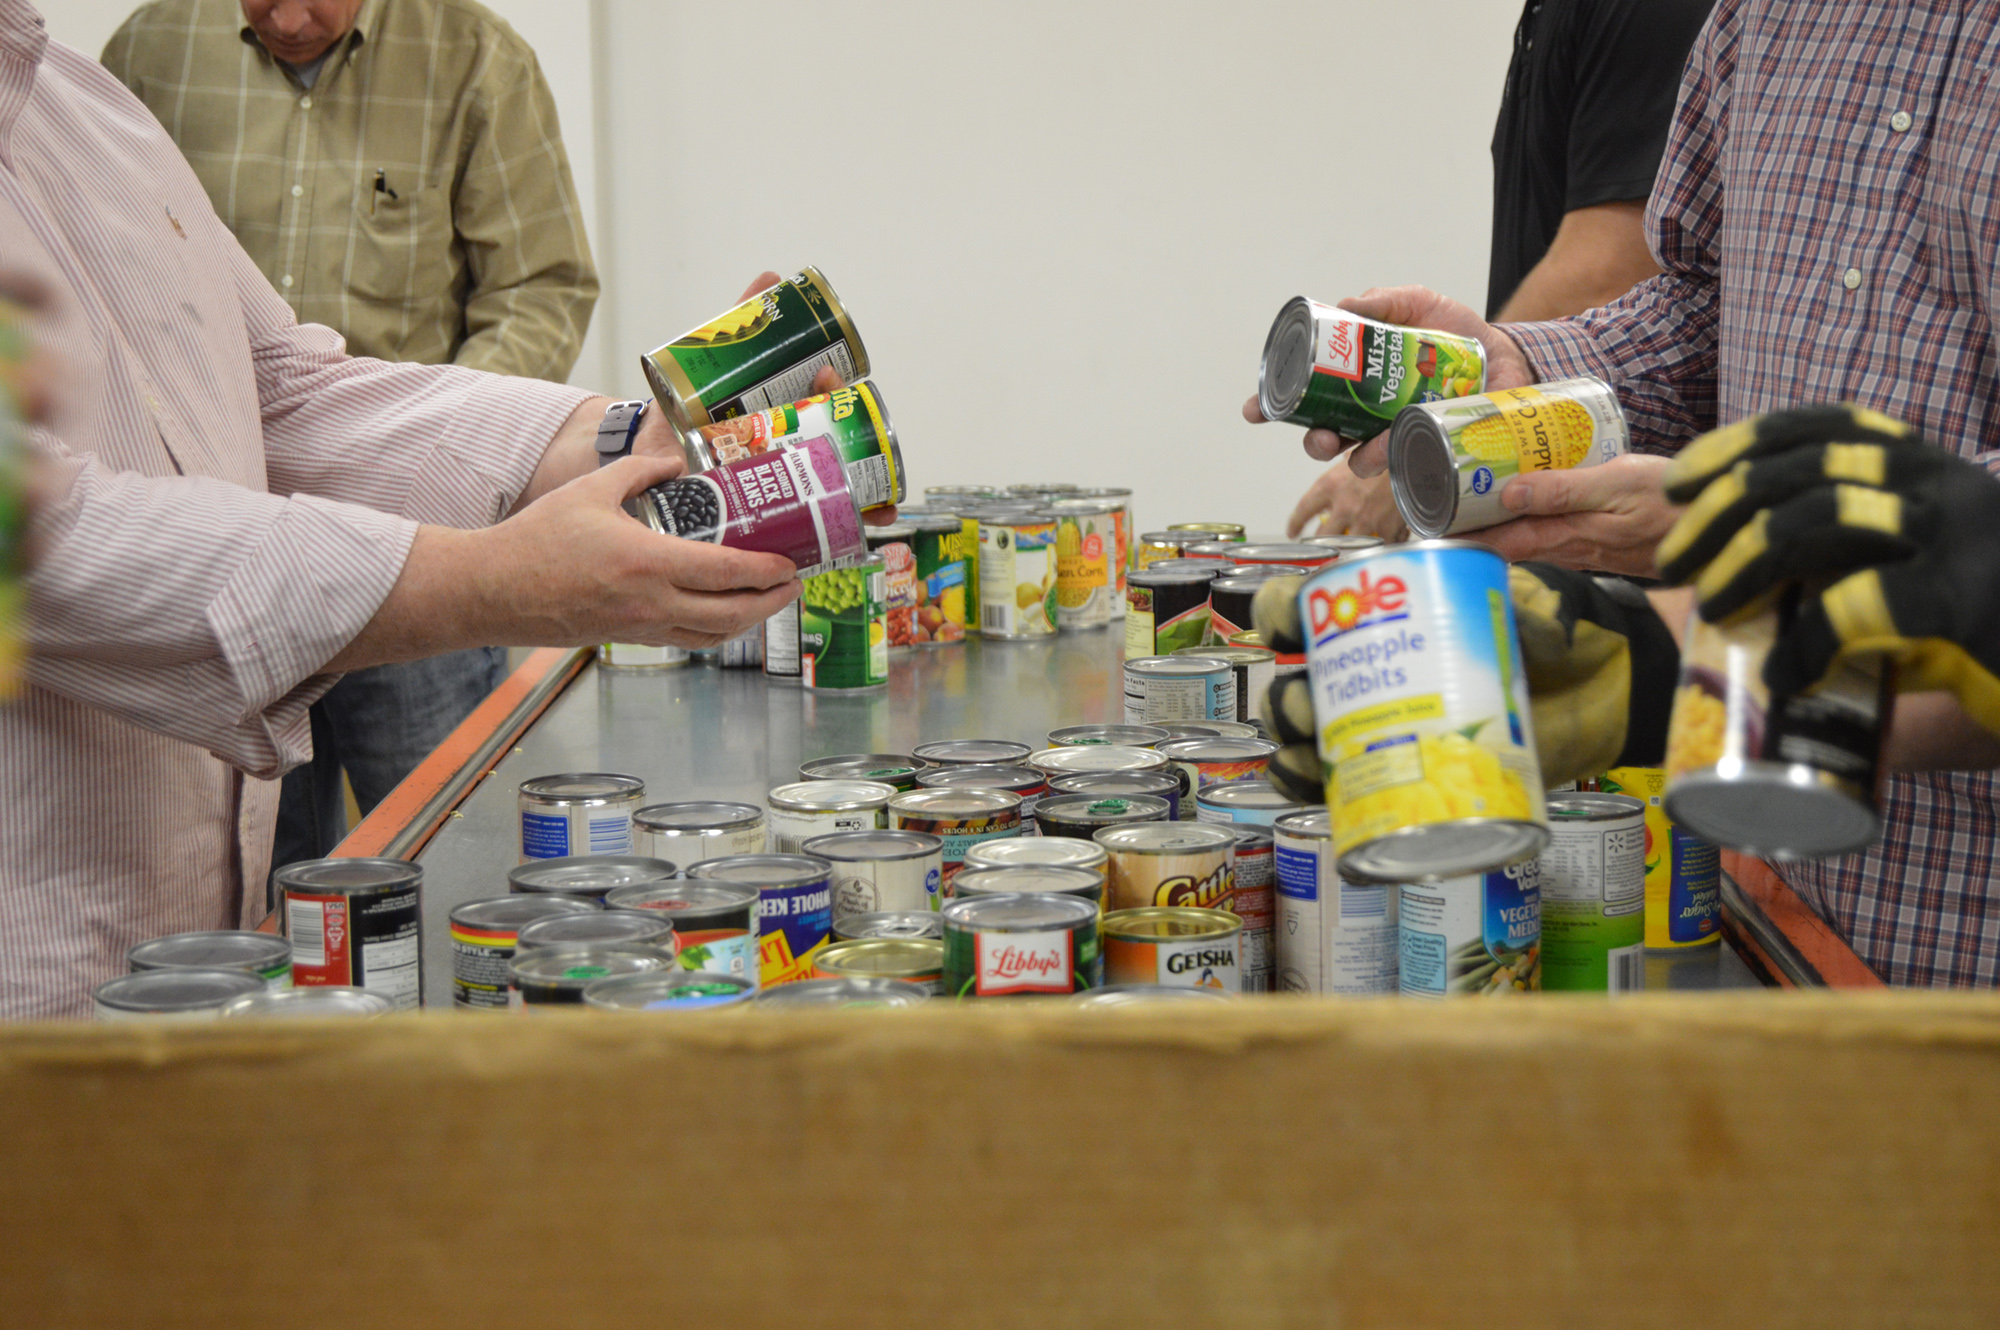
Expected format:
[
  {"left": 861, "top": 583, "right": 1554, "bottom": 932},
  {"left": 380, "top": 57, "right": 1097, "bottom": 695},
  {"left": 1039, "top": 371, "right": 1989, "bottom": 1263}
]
[
  {"left": 104, "top": 0, "right": 598, "bottom": 872},
  {"left": 1254, "top": 0, "right": 2000, "bottom": 986}
]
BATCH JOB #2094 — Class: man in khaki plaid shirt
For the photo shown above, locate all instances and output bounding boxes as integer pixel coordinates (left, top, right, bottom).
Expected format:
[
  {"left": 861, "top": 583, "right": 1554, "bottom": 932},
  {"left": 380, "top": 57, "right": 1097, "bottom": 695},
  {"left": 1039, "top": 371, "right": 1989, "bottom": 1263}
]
[{"left": 104, "top": 0, "right": 599, "bottom": 871}]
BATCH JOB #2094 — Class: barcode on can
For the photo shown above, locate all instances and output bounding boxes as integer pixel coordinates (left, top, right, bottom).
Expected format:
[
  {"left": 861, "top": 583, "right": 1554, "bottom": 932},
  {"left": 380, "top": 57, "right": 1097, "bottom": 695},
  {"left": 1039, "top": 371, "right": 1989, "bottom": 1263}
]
[
  {"left": 982, "top": 605, "right": 1010, "bottom": 633},
  {"left": 287, "top": 899, "right": 326, "bottom": 967},
  {"left": 1609, "top": 944, "right": 1645, "bottom": 994}
]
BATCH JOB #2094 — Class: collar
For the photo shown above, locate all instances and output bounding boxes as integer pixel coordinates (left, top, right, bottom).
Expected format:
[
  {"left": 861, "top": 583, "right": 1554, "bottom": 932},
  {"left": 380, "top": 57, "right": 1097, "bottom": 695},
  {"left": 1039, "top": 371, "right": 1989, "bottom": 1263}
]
[
  {"left": 239, "top": 0, "right": 382, "bottom": 67},
  {"left": 0, "top": 0, "right": 47, "bottom": 70}
]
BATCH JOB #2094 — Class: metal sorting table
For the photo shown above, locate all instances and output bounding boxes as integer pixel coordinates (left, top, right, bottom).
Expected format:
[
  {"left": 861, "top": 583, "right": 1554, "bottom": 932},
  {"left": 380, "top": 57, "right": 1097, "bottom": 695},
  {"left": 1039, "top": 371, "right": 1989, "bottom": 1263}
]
[{"left": 369, "top": 630, "right": 1763, "bottom": 1006}]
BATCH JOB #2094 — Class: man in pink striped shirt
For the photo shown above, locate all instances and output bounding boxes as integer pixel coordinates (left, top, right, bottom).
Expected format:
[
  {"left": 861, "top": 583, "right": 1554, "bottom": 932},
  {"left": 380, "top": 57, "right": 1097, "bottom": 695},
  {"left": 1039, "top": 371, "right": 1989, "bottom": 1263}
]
[{"left": 0, "top": 2, "right": 800, "bottom": 1018}]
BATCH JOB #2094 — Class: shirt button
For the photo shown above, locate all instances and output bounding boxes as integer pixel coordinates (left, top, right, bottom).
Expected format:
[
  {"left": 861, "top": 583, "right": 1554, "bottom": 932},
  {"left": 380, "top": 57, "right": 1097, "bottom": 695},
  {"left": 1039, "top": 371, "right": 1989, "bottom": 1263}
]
[
  {"left": 299, "top": 95, "right": 312, "bottom": 109},
  {"left": 281, "top": 274, "right": 294, "bottom": 288},
  {"left": 1890, "top": 110, "right": 1913, "bottom": 132},
  {"left": 1843, "top": 267, "right": 1863, "bottom": 290},
  {"left": 290, "top": 184, "right": 303, "bottom": 198}
]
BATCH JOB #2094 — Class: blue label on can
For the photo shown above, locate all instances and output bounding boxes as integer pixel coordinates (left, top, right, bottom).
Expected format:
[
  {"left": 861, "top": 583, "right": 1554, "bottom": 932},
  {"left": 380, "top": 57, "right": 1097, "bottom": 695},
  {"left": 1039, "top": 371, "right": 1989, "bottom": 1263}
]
[
  {"left": 1669, "top": 830, "right": 1722, "bottom": 943},
  {"left": 758, "top": 876, "right": 833, "bottom": 986},
  {"left": 1275, "top": 844, "right": 1320, "bottom": 902},
  {"left": 521, "top": 811, "right": 569, "bottom": 859}
]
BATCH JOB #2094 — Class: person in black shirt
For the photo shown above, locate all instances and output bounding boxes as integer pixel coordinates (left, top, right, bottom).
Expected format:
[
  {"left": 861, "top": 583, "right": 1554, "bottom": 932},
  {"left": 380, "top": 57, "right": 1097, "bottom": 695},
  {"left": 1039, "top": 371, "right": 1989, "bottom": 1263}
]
[{"left": 1488, "top": 0, "right": 1716, "bottom": 321}]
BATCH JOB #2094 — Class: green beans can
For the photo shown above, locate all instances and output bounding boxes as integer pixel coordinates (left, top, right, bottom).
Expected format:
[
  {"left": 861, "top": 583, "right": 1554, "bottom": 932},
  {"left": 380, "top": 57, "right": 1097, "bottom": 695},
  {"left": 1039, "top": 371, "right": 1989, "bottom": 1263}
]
[
  {"left": 800, "top": 553, "right": 888, "bottom": 691},
  {"left": 642, "top": 267, "right": 869, "bottom": 432},
  {"left": 1258, "top": 296, "right": 1485, "bottom": 440},
  {"left": 1538, "top": 793, "right": 1647, "bottom": 992}
]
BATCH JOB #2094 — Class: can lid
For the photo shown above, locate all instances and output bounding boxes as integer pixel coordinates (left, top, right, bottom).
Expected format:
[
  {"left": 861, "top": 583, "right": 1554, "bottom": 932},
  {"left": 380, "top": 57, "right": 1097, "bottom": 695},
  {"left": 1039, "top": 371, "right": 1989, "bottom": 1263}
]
[
  {"left": 515, "top": 909, "right": 676, "bottom": 951},
  {"left": 1546, "top": 792, "right": 1647, "bottom": 821},
  {"left": 864, "top": 524, "right": 916, "bottom": 541},
  {"left": 1154, "top": 721, "right": 1259, "bottom": 741},
  {"left": 813, "top": 938, "right": 945, "bottom": 978},
  {"left": 1075, "top": 983, "right": 1234, "bottom": 1007},
  {"left": 963, "top": 837, "right": 1109, "bottom": 872},
  {"left": 1336, "top": 819, "right": 1550, "bottom": 884},
  {"left": 1094, "top": 823, "right": 1238, "bottom": 855},
  {"left": 1303, "top": 534, "right": 1385, "bottom": 552},
  {"left": 509, "top": 944, "right": 673, "bottom": 987},
  {"left": 1165, "top": 522, "right": 1247, "bottom": 537},
  {"left": 1208, "top": 569, "right": 1293, "bottom": 588},
  {"left": 951, "top": 865, "right": 1102, "bottom": 897},
  {"left": 1102, "top": 906, "right": 1243, "bottom": 941},
  {"left": 449, "top": 895, "right": 601, "bottom": 930},
  {"left": 219, "top": 986, "right": 395, "bottom": 1018},
  {"left": 1049, "top": 497, "right": 1121, "bottom": 514},
  {"left": 1138, "top": 531, "right": 1190, "bottom": 544},
  {"left": 912, "top": 739, "right": 1034, "bottom": 764},
  {"left": 518, "top": 772, "right": 646, "bottom": 802},
  {"left": 1228, "top": 544, "right": 1338, "bottom": 564},
  {"left": 1028, "top": 746, "right": 1170, "bottom": 775},
  {"left": 274, "top": 857, "right": 421, "bottom": 894},
  {"left": 1033, "top": 794, "right": 1173, "bottom": 826},
  {"left": 1007, "top": 482, "right": 1080, "bottom": 494},
  {"left": 583, "top": 970, "right": 755, "bottom": 1011},
  {"left": 1273, "top": 809, "right": 1333, "bottom": 840},
  {"left": 1662, "top": 765, "right": 1879, "bottom": 858},
  {"left": 913, "top": 764, "right": 1044, "bottom": 792},
  {"left": 603, "top": 881, "right": 758, "bottom": 915},
  {"left": 508, "top": 855, "right": 678, "bottom": 896},
  {"left": 924, "top": 485, "right": 1003, "bottom": 498},
  {"left": 887, "top": 787, "right": 1022, "bottom": 817},
  {"left": 633, "top": 801, "right": 763, "bottom": 833},
  {"left": 799, "top": 755, "right": 924, "bottom": 783},
  {"left": 1126, "top": 655, "right": 1233, "bottom": 678},
  {"left": 1045, "top": 772, "right": 1178, "bottom": 802},
  {"left": 1181, "top": 542, "right": 1243, "bottom": 559},
  {"left": 127, "top": 931, "right": 291, "bottom": 974},
  {"left": 1131, "top": 560, "right": 1230, "bottom": 581},
  {"left": 1155, "top": 738, "right": 1279, "bottom": 761},
  {"left": 1387, "top": 406, "right": 1462, "bottom": 539},
  {"left": 1072, "top": 487, "right": 1133, "bottom": 499},
  {"left": 688, "top": 854, "right": 833, "bottom": 890},
  {"left": 767, "top": 780, "right": 898, "bottom": 812},
  {"left": 1172, "top": 644, "right": 1276, "bottom": 665},
  {"left": 1230, "top": 826, "right": 1275, "bottom": 850},
  {"left": 904, "top": 513, "right": 965, "bottom": 535},
  {"left": 94, "top": 968, "right": 265, "bottom": 1014},
  {"left": 940, "top": 892, "right": 1097, "bottom": 931},
  {"left": 833, "top": 910, "right": 944, "bottom": 941},
  {"left": 1196, "top": 780, "right": 1304, "bottom": 811},
  {"left": 752, "top": 976, "right": 932, "bottom": 1007},
  {"left": 1046, "top": 725, "right": 1171, "bottom": 747},
  {"left": 801, "top": 830, "right": 944, "bottom": 862}
]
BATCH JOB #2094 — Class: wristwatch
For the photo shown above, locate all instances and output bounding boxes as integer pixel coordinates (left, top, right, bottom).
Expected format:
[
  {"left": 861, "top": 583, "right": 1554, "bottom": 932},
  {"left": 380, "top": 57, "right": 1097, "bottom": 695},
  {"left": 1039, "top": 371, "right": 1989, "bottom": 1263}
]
[{"left": 594, "top": 399, "right": 650, "bottom": 468}]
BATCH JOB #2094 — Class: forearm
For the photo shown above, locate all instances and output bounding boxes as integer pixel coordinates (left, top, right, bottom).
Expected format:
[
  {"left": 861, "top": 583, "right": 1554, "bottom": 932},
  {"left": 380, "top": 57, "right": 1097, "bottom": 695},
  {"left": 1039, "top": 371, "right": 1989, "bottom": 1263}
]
[
  {"left": 511, "top": 394, "right": 611, "bottom": 514},
  {"left": 323, "top": 525, "right": 502, "bottom": 672},
  {"left": 1496, "top": 202, "right": 1660, "bottom": 323}
]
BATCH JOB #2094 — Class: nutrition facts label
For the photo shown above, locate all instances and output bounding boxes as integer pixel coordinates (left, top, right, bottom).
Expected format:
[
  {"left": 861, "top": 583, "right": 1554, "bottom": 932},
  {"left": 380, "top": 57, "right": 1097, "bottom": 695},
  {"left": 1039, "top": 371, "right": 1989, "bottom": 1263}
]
[{"left": 730, "top": 346, "right": 857, "bottom": 417}]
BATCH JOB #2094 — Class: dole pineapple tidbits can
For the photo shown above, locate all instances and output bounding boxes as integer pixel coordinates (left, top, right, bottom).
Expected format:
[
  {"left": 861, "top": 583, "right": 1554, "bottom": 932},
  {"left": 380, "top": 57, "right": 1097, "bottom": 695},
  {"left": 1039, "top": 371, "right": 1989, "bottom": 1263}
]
[
  {"left": 1299, "top": 542, "right": 1548, "bottom": 884},
  {"left": 643, "top": 267, "right": 869, "bottom": 432},
  {"left": 1388, "top": 376, "right": 1628, "bottom": 539},
  {"left": 1258, "top": 297, "right": 1485, "bottom": 441}
]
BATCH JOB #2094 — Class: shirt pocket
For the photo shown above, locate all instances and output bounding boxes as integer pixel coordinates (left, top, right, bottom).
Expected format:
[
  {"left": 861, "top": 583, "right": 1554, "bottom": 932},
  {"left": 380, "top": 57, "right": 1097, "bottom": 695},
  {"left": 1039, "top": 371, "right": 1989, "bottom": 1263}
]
[{"left": 347, "top": 186, "right": 454, "bottom": 305}]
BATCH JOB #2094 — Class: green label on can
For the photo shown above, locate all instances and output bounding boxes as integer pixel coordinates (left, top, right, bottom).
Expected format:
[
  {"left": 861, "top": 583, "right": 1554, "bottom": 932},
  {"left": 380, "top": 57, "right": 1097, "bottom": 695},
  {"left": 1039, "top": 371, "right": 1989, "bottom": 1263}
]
[
  {"left": 912, "top": 527, "right": 971, "bottom": 645},
  {"left": 801, "top": 564, "right": 889, "bottom": 689},
  {"left": 644, "top": 270, "right": 862, "bottom": 428},
  {"left": 1289, "top": 308, "right": 1485, "bottom": 439},
  {"left": 1539, "top": 818, "right": 1647, "bottom": 991}
]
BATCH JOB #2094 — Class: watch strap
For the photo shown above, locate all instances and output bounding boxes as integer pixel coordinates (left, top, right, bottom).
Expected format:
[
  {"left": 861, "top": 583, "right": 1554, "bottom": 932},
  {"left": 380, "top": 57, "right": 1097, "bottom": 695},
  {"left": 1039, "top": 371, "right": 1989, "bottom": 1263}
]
[{"left": 595, "top": 399, "right": 650, "bottom": 467}]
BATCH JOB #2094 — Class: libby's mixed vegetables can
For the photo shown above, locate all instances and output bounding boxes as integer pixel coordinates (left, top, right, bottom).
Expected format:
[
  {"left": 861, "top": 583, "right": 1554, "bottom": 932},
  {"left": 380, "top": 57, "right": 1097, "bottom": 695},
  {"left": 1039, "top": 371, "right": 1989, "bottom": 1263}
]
[
  {"left": 1397, "top": 863, "right": 1542, "bottom": 997},
  {"left": 1258, "top": 297, "right": 1485, "bottom": 440}
]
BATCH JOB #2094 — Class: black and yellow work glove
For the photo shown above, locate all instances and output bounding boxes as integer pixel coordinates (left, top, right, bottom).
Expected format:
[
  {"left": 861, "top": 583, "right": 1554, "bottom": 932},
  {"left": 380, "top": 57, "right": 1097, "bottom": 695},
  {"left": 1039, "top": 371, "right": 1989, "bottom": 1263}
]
[
  {"left": 1656, "top": 403, "right": 2000, "bottom": 735},
  {"left": 1250, "top": 565, "right": 1675, "bottom": 804}
]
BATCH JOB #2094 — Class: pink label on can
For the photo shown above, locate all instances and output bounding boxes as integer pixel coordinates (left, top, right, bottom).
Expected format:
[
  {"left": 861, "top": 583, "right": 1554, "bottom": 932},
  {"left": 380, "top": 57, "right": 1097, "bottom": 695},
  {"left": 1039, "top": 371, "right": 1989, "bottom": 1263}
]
[{"left": 673, "top": 436, "right": 865, "bottom": 574}]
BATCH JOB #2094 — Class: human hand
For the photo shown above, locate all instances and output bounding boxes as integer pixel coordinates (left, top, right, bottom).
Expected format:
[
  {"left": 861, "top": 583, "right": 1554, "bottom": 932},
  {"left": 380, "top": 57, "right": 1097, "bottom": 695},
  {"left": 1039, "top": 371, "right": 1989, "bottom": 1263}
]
[
  {"left": 1457, "top": 454, "right": 1679, "bottom": 576},
  {"left": 1284, "top": 450, "right": 1408, "bottom": 541}
]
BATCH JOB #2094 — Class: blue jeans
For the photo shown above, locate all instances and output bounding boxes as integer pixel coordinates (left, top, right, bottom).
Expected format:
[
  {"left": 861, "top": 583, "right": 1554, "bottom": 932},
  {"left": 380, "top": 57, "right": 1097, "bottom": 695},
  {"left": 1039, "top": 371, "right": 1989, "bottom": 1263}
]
[{"left": 271, "top": 647, "right": 507, "bottom": 886}]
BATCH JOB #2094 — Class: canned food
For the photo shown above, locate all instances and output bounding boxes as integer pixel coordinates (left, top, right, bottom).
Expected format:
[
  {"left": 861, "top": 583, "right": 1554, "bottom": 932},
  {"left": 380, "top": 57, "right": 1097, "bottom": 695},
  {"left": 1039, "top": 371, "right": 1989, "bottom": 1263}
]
[
  {"left": 803, "top": 830, "right": 945, "bottom": 917},
  {"left": 1046, "top": 724, "right": 1172, "bottom": 749},
  {"left": 633, "top": 802, "right": 767, "bottom": 864},
  {"left": 633, "top": 440, "right": 866, "bottom": 578},
  {"left": 1203, "top": 571, "right": 1286, "bottom": 646},
  {"left": 1074, "top": 984, "right": 1234, "bottom": 1007},
  {"left": 219, "top": 986, "right": 394, "bottom": 1018},
  {"left": 1124, "top": 656, "right": 1236, "bottom": 726},
  {"left": 277, "top": 858, "right": 423, "bottom": 1009},
  {"left": 1539, "top": 793, "right": 1647, "bottom": 992},
  {"left": 1257, "top": 296, "right": 1485, "bottom": 438},
  {"left": 1155, "top": 737, "right": 1277, "bottom": 817},
  {"left": 1388, "top": 377, "right": 1627, "bottom": 539},
  {"left": 813, "top": 938, "right": 946, "bottom": 993},
  {"left": 1194, "top": 780, "right": 1307, "bottom": 827},
  {"left": 508, "top": 854, "right": 678, "bottom": 904},
  {"left": 1227, "top": 826, "right": 1276, "bottom": 991},
  {"left": 867, "top": 524, "right": 921, "bottom": 650},
  {"left": 1300, "top": 542, "right": 1548, "bottom": 882},
  {"left": 1397, "top": 862, "right": 1542, "bottom": 996},
  {"left": 449, "top": 896, "right": 600, "bottom": 1010},
  {"left": 764, "top": 600, "right": 802, "bottom": 681},
  {"left": 962, "top": 835, "right": 1109, "bottom": 881},
  {"left": 799, "top": 753, "right": 926, "bottom": 791},
  {"left": 93, "top": 969, "right": 265, "bottom": 1021},
  {"left": 708, "top": 627, "right": 765, "bottom": 668},
  {"left": 913, "top": 739, "right": 1034, "bottom": 767},
  {"left": 753, "top": 976, "right": 932, "bottom": 1007},
  {"left": 1166, "top": 522, "right": 1246, "bottom": 543},
  {"left": 598, "top": 642, "right": 690, "bottom": 670},
  {"left": 1663, "top": 603, "right": 1890, "bottom": 858},
  {"left": 1051, "top": 498, "right": 1118, "bottom": 631},
  {"left": 584, "top": 970, "right": 755, "bottom": 1011},
  {"left": 1126, "top": 566, "right": 1216, "bottom": 659},
  {"left": 683, "top": 381, "right": 903, "bottom": 511},
  {"left": 1182, "top": 542, "right": 1247, "bottom": 562},
  {"left": 912, "top": 765, "right": 1049, "bottom": 829},
  {"left": 1223, "top": 544, "right": 1339, "bottom": 572},
  {"left": 907, "top": 513, "right": 972, "bottom": 645},
  {"left": 689, "top": 854, "right": 835, "bottom": 987},
  {"left": 1273, "top": 809, "right": 1397, "bottom": 994},
  {"left": 951, "top": 865, "right": 1105, "bottom": 910},
  {"left": 1172, "top": 644, "right": 1277, "bottom": 724},
  {"left": 887, "top": 788, "right": 1023, "bottom": 893},
  {"left": 1587, "top": 767, "right": 1721, "bottom": 948},
  {"left": 1227, "top": 629, "right": 1307, "bottom": 690},
  {"left": 127, "top": 931, "right": 292, "bottom": 988},
  {"left": 978, "top": 511, "right": 1059, "bottom": 638},
  {"left": 833, "top": 910, "right": 943, "bottom": 941},
  {"left": 603, "top": 881, "right": 759, "bottom": 985},
  {"left": 510, "top": 944, "right": 674, "bottom": 1008},
  {"left": 515, "top": 909, "right": 678, "bottom": 956},
  {"left": 1102, "top": 907, "right": 1243, "bottom": 991},
  {"left": 1007, "top": 482, "right": 1080, "bottom": 498},
  {"left": 766, "top": 780, "right": 896, "bottom": 854},
  {"left": 1135, "top": 531, "right": 1191, "bottom": 571},
  {"left": 1303, "top": 534, "right": 1386, "bottom": 555},
  {"left": 1034, "top": 793, "right": 1173, "bottom": 839},
  {"left": 941, "top": 892, "right": 1101, "bottom": 997},
  {"left": 1027, "top": 745, "right": 1173, "bottom": 783},
  {"left": 1046, "top": 771, "right": 1182, "bottom": 821},
  {"left": 1150, "top": 721, "right": 1259, "bottom": 742},
  {"left": 1095, "top": 821, "right": 1236, "bottom": 916},
  {"left": 517, "top": 773, "right": 644, "bottom": 861},
  {"left": 1071, "top": 487, "right": 1133, "bottom": 613},
  {"left": 642, "top": 267, "right": 869, "bottom": 431},
  {"left": 801, "top": 554, "right": 889, "bottom": 690},
  {"left": 926, "top": 485, "right": 1003, "bottom": 503}
]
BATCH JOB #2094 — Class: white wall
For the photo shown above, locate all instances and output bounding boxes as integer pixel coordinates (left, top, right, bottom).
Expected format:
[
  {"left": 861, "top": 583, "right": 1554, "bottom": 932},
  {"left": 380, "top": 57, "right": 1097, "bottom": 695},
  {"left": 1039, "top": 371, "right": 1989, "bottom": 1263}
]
[{"left": 46, "top": 0, "right": 1516, "bottom": 536}]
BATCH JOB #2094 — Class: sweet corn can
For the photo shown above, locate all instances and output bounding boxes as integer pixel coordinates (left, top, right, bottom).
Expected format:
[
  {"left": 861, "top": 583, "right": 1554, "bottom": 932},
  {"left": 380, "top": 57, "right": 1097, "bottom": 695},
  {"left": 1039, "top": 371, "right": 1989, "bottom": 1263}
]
[
  {"left": 683, "top": 381, "right": 903, "bottom": 511},
  {"left": 978, "top": 513, "right": 1058, "bottom": 638},
  {"left": 1663, "top": 604, "right": 1890, "bottom": 858},
  {"left": 1102, "top": 907, "right": 1243, "bottom": 992},
  {"left": 1072, "top": 487, "right": 1133, "bottom": 613},
  {"left": 1051, "top": 499, "right": 1117, "bottom": 631},
  {"left": 642, "top": 267, "right": 868, "bottom": 431},
  {"left": 1538, "top": 794, "right": 1647, "bottom": 992},
  {"left": 1397, "top": 862, "right": 1542, "bottom": 997},
  {"left": 1258, "top": 297, "right": 1485, "bottom": 439},
  {"left": 1272, "top": 810, "right": 1397, "bottom": 994},
  {"left": 1588, "top": 767, "right": 1721, "bottom": 948},
  {"left": 1299, "top": 542, "right": 1547, "bottom": 883},
  {"left": 1388, "top": 376, "right": 1628, "bottom": 539}
]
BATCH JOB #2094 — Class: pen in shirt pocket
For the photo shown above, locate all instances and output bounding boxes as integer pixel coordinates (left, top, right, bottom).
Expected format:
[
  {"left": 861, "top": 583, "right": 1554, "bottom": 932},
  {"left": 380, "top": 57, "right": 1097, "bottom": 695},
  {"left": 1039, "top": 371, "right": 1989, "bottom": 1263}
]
[{"left": 372, "top": 168, "right": 398, "bottom": 215}]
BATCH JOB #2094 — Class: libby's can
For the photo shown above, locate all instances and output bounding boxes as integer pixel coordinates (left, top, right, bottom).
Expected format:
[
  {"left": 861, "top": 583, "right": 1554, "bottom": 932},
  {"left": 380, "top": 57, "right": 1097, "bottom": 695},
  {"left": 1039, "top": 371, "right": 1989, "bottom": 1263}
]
[
  {"left": 1051, "top": 498, "right": 1118, "bottom": 631},
  {"left": 940, "top": 892, "right": 1101, "bottom": 998},
  {"left": 682, "top": 381, "right": 903, "bottom": 511},
  {"left": 1538, "top": 793, "right": 1647, "bottom": 992},
  {"left": 1124, "top": 656, "right": 1237, "bottom": 726},
  {"left": 1273, "top": 809, "right": 1397, "bottom": 995},
  {"left": 800, "top": 554, "right": 889, "bottom": 690},
  {"left": 887, "top": 788, "right": 1023, "bottom": 895},
  {"left": 276, "top": 858, "right": 424, "bottom": 1010},
  {"left": 1397, "top": 863, "right": 1542, "bottom": 997},
  {"left": 688, "top": 854, "right": 836, "bottom": 988},
  {"left": 1588, "top": 767, "right": 1721, "bottom": 948},
  {"left": 517, "top": 773, "right": 644, "bottom": 862},
  {"left": 633, "top": 802, "right": 767, "bottom": 865},
  {"left": 804, "top": 829, "right": 945, "bottom": 918},
  {"left": 642, "top": 267, "right": 869, "bottom": 431},
  {"left": 1389, "top": 377, "right": 1628, "bottom": 539},
  {"left": 1126, "top": 566, "right": 1216, "bottom": 659},
  {"left": 632, "top": 439, "right": 866, "bottom": 578},
  {"left": 1095, "top": 822, "right": 1236, "bottom": 913},
  {"left": 1102, "top": 907, "right": 1243, "bottom": 991},
  {"left": 1299, "top": 542, "right": 1547, "bottom": 883},
  {"left": 978, "top": 511, "right": 1059, "bottom": 638},
  {"left": 1257, "top": 296, "right": 1485, "bottom": 439}
]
